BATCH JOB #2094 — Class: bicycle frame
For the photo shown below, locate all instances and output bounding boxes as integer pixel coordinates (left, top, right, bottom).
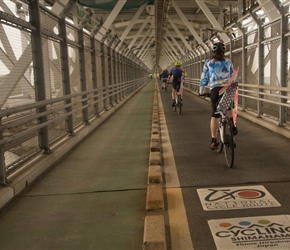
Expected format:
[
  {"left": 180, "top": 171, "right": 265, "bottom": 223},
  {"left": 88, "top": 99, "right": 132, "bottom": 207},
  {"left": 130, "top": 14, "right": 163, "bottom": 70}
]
[
  {"left": 173, "top": 90, "right": 182, "bottom": 115},
  {"left": 218, "top": 116, "right": 225, "bottom": 144},
  {"left": 216, "top": 112, "right": 235, "bottom": 168}
]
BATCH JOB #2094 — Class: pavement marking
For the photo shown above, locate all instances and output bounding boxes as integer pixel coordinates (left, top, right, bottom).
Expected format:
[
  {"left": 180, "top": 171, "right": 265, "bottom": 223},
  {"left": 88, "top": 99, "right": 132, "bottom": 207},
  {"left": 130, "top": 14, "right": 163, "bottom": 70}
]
[
  {"left": 208, "top": 215, "right": 290, "bottom": 249},
  {"left": 197, "top": 185, "right": 281, "bottom": 211},
  {"left": 158, "top": 89, "right": 194, "bottom": 250}
]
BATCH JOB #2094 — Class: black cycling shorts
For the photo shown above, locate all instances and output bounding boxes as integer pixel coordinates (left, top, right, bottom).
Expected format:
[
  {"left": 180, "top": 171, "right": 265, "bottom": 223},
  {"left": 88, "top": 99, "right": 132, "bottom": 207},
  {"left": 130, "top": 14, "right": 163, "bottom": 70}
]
[
  {"left": 210, "top": 87, "right": 234, "bottom": 118},
  {"left": 172, "top": 81, "right": 181, "bottom": 91}
]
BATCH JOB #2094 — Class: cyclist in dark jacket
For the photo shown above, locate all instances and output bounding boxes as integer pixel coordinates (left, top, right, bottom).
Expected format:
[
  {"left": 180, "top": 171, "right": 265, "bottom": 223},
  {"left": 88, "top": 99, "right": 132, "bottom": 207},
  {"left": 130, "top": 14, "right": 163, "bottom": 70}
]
[
  {"left": 167, "top": 61, "right": 184, "bottom": 107},
  {"left": 160, "top": 70, "right": 169, "bottom": 90}
]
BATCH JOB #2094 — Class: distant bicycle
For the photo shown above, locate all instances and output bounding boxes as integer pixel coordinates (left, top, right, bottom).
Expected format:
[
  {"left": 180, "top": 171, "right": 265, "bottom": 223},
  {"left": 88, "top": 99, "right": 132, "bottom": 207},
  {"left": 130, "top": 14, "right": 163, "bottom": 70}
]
[
  {"left": 173, "top": 85, "right": 182, "bottom": 115},
  {"left": 161, "top": 78, "right": 168, "bottom": 91}
]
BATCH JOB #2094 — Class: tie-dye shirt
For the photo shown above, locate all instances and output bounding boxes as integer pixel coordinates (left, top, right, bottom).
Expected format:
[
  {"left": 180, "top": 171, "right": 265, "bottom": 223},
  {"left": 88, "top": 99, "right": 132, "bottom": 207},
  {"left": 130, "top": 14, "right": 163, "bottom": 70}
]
[{"left": 200, "top": 57, "right": 234, "bottom": 90}]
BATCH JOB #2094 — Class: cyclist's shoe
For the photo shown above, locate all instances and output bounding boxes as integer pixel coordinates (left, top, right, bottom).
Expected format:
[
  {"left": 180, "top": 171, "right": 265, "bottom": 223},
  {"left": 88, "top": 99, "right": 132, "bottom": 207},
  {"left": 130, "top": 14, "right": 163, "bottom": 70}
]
[
  {"left": 172, "top": 100, "right": 175, "bottom": 107},
  {"left": 210, "top": 141, "right": 219, "bottom": 150},
  {"left": 233, "top": 126, "right": 238, "bottom": 136}
]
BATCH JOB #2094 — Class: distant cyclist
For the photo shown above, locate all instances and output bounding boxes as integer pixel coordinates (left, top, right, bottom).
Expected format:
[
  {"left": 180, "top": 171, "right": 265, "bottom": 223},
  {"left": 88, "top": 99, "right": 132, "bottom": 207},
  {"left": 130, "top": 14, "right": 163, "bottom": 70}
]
[
  {"left": 160, "top": 69, "right": 169, "bottom": 90},
  {"left": 167, "top": 61, "right": 184, "bottom": 107},
  {"left": 199, "top": 42, "right": 238, "bottom": 150}
]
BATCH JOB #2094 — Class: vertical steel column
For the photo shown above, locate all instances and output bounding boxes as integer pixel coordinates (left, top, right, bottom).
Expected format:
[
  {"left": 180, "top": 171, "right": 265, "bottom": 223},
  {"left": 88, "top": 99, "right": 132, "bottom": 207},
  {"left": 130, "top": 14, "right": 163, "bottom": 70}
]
[
  {"left": 112, "top": 39, "right": 120, "bottom": 104},
  {"left": 29, "top": 0, "right": 50, "bottom": 153},
  {"left": 257, "top": 23, "right": 264, "bottom": 118},
  {"left": 124, "top": 54, "right": 128, "bottom": 96},
  {"left": 113, "top": 47, "right": 118, "bottom": 103},
  {"left": 59, "top": 18, "right": 74, "bottom": 134},
  {"left": 107, "top": 44, "right": 113, "bottom": 106},
  {"left": 0, "top": 117, "right": 6, "bottom": 184},
  {"left": 117, "top": 51, "right": 121, "bottom": 102},
  {"left": 78, "top": 29, "right": 89, "bottom": 123},
  {"left": 196, "top": 53, "right": 199, "bottom": 79},
  {"left": 250, "top": 12, "right": 264, "bottom": 117},
  {"left": 278, "top": 9, "right": 287, "bottom": 126},
  {"left": 236, "top": 22, "right": 247, "bottom": 111},
  {"left": 119, "top": 52, "right": 124, "bottom": 99},
  {"left": 127, "top": 57, "right": 131, "bottom": 93},
  {"left": 193, "top": 52, "right": 197, "bottom": 79},
  {"left": 100, "top": 42, "right": 108, "bottom": 109},
  {"left": 124, "top": 51, "right": 127, "bottom": 96},
  {"left": 90, "top": 36, "right": 99, "bottom": 116},
  {"left": 198, "top": 53, "right": 202, "bottom": 79}
]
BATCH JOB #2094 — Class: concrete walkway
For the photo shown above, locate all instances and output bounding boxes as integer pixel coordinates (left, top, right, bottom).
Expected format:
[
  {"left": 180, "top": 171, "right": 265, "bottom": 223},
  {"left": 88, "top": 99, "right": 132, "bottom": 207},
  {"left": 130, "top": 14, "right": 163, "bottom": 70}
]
[{"left": 0, "top": 81, "right": 156, "bottom": 250}]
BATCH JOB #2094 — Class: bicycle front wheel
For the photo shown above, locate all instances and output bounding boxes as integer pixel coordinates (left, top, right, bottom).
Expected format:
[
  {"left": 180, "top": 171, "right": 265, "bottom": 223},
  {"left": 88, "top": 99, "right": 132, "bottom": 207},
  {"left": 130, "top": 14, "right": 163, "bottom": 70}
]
[
  {"left": 216, "top": 123, "right": 223, "bottom": 153},
  {"left": 223, "top": 117, "right": 234, "bottom": 168}
]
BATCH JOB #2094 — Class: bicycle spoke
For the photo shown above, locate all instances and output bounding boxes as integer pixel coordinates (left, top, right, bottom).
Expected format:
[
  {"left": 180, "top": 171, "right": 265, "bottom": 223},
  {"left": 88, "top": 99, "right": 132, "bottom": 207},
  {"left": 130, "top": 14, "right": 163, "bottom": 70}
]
[{"left": 216, "top": 121, "right": 223, "bottom": 153}]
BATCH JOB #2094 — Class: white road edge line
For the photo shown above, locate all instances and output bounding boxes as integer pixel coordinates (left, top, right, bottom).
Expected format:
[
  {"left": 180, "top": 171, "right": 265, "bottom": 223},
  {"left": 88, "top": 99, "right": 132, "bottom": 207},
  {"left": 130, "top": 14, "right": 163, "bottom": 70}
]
[{"left": 158, "top": 87, "right": 194, "bottom": 250}]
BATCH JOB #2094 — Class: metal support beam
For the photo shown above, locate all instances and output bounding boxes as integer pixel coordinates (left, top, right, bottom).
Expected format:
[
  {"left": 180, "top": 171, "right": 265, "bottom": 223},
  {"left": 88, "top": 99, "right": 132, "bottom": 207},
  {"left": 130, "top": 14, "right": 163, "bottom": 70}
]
[
  {"left": 137, "top": 31, "right": 154, "bottom": 57},
  {"left": 195, "top": 0, "right": 230, "bottom": 43},
  {"left": 165, "top": 29, "right": 186, "bottom": 56},
  {"left": 117, "top": 4, "right": 146, "bottom": 49},
  {"left": 172, "top": 0, "right": 204, "bottom": 46},
  {"left": 128, "top": 16, "right": 150, "bottom": 49},
  {"left": 164, "top": 36, "right": 179, "bottom": 58},
  {"left": 96, "top": 0, "right": 127, "bottom": 41},
  {"left": 59, "top": 0, "right": 77, "bottom": 18},
  {"left": 168, "top": 17, "right": 192, "bottom": 52},
  {"left": 256, "top": 0, "right": 279, "bottom": 21}
]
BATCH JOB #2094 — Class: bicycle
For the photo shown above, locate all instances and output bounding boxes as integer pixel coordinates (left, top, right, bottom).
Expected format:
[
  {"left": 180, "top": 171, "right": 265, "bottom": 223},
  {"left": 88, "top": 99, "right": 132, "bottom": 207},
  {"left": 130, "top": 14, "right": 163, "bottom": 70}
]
[
  {"left": 215, "top": 80, "right": 238, "bottom": 168},
  {"left": 215, "top": 111, "right": 235, "bottom": 168},
  {"left": 199, "top": 73, "right": 239, "bottom": 168},
  {"left": 173, "top": 88, "right": 182, "bottom": 114}
]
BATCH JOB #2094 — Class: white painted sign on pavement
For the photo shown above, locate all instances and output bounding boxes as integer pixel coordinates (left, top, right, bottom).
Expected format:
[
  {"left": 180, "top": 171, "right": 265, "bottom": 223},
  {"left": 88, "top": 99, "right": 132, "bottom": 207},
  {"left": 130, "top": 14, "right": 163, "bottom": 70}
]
[
  {"left": 197, "top": 185, "right": 280, "bottom": 211},
  {"left": 208, "top": 215, "right": 290, "bottom": 249}
]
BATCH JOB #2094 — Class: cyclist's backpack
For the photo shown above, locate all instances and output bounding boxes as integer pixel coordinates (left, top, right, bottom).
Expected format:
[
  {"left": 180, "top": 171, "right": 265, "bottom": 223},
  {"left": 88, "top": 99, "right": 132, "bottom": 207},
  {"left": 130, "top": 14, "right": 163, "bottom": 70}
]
[{"left": 171, "top": 67, "right": 183, "bottom": 82}]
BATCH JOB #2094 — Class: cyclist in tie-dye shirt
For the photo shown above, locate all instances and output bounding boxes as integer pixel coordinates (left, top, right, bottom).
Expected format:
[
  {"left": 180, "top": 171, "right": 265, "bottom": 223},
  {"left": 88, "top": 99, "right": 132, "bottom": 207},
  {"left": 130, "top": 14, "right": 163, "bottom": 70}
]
[{"left": 199, "top": 42, "right": 238, "bottom": 150}]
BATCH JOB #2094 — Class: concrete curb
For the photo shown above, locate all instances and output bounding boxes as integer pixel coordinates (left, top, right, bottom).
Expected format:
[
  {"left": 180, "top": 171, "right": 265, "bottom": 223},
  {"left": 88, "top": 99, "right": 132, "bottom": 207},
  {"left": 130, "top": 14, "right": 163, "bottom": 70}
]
[{"left": 143, "top": 81, "right": 166, "bottom": 250}]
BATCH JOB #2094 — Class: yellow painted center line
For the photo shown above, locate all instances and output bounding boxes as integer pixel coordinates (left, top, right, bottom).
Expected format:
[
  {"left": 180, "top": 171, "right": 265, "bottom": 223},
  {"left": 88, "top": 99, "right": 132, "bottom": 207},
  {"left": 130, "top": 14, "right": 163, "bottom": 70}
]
[{"left": 158, "top": 89, "right": 194, "bottom": 250}]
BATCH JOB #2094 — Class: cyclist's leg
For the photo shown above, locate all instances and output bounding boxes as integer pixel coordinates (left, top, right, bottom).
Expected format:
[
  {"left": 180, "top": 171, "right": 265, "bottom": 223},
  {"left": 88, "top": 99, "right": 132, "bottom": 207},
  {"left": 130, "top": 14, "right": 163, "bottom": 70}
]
[
  {"left": 161, "top": 78, "right": 166, "bottom": 88},
  {"left": 171, "top": 82, "right": 177, "bottom": 107},
  {"left": 210, "top": 87, "right": 222, "bottom": 149}
]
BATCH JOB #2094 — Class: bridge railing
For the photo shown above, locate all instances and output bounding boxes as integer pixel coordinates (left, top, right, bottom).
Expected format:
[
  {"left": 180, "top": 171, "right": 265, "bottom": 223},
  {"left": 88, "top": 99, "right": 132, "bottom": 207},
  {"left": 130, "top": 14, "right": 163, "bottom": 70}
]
[
  {"left": 0, "top": 78, "right": 148, "bottom": 184},
  {"left": 184, "top": 78, "right": 290, "bottom": 129}
]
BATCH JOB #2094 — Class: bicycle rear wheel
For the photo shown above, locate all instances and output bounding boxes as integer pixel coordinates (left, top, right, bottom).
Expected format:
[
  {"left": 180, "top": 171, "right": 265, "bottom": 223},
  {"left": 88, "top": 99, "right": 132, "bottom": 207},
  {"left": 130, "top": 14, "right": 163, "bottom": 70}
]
[
  {"left": 177, "top": 95, "right": 182, "bottom": 115},
  {"left": 173, "top": 101, "right": 176, "bottom": 112},
  {"left": 223, "top": 117, "right": 234, "bottom": 168}
]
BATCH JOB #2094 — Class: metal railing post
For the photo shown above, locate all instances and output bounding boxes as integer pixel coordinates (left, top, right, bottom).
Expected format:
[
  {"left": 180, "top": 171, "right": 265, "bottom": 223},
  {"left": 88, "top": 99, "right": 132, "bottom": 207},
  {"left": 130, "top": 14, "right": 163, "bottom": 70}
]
[{"left": 29, "top": 0, "right": 51, "bottom": 154}]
